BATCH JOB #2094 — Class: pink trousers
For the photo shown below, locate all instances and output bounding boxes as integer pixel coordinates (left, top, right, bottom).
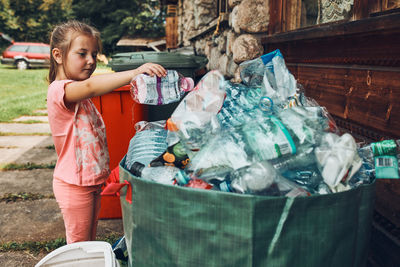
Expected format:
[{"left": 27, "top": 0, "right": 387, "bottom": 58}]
[{"left": 53, "top": 177, "right": 103, "bottom": 244}]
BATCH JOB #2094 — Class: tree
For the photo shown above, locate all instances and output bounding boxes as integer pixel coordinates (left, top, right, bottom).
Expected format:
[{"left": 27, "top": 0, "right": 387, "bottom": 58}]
[
  {"left": 0, "top": 0, "right": 73, "bottom": 43},
  {"left": 72, "top": 0, "right": 165, "bottom": 54}
]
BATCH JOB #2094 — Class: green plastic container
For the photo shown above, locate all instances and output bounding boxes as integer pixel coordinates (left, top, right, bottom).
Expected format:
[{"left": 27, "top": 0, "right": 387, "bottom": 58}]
[
  {"left": 108, "top": 51, "right": 208, "bottom": 79},
  {"left": 118, "top": 156, "right": 376, "bottom": 267},
  {"left": 108, "top": 51, "right": 208, "bottom": 121}
]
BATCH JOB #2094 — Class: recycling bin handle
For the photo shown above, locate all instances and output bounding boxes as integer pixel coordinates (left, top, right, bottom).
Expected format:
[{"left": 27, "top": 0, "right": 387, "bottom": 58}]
[{"left": 101, "top": 180, "right": 132, "bottom": 204}]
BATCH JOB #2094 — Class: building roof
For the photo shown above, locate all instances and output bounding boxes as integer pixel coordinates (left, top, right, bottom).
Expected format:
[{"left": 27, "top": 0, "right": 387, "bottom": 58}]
[{"left": 116, "top": 37, "right": 166, "bottom": 52}]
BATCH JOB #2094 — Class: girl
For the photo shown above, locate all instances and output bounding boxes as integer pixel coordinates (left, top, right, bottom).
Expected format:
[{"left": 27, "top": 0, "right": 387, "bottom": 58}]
[{"left": 47, "top": 20, "right": 166, "bottom": 244}]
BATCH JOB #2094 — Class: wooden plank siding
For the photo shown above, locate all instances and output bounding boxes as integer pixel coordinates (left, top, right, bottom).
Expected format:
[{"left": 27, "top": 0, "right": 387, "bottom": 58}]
[
  {"left": 287, "top": 64, "right": 400, "bottom": 140},
  {"left": 263, "top": 12, "right": 400, "bottom": 141}
]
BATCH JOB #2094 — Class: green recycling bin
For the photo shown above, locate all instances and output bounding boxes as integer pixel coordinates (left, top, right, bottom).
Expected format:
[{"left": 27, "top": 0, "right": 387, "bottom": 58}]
[
  {"left": 108, "top": 51, "right": 208, "bottom": 121},
  {"left": 118, "top": 156, "right": 376, "bottom": 267}
]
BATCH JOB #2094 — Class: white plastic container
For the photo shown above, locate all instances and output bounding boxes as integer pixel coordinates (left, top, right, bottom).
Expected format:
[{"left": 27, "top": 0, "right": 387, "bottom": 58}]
[{"left": 35, "top": 241, "right": 120, "bottom": 267}]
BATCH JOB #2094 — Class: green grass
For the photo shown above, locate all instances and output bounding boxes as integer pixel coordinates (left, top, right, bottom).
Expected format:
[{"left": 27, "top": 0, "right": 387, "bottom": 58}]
[
  {"left": 0, "top": 233, "right": 120, "bottom": 254},
  {"left": 0, "top": 65, "right": 48, "bottom": 122},
  {"left": 0, "top": 162, "right": 56, "bottom": 171},
  {"left": 0, "top": 192, "right": 54, "bottom": 203},
  {"left": 0, "top": 63, "right": 112, "bottom": 122}
]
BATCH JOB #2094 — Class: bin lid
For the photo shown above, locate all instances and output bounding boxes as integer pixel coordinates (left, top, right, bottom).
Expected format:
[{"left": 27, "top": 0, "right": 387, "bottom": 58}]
[
  {"left": 35, "top": 241, "right": 118, "bottom": 267},
  {"left": 108, "top": 51, "right": 208, "bottom": 72}
]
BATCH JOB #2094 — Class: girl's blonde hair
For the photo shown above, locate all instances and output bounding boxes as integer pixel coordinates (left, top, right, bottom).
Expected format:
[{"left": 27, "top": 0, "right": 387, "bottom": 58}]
[{"left": 48, "top": 20, "right": 102, "bottom": 83}]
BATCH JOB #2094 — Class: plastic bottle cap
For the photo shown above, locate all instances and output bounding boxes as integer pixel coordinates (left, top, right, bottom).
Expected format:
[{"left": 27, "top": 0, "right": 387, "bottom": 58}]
[
  {"left": 181, "top": 78, "right": 195, "bottom": 92},
  {"left": 129, "top": 162, "right": 145, "bottom": 177},
  {"left": 167, "top": 118, "right": 179, "bottom": 132},
  {"left": 259, "top": 96, "right": 274, "bottom": 112},
  {"left": 163, "top": 152, "right": 176, "bottom": 163}
]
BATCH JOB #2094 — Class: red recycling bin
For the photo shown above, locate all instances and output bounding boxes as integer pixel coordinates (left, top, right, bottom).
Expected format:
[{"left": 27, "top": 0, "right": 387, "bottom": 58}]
[{"left": 92, "top": 85, "right": 148, "bottom": 219}]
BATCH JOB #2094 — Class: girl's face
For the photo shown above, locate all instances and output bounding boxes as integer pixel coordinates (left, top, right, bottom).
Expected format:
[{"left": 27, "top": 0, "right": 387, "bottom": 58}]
[{"left": 64, "top": 34, "right": 98, "bottom": 81}]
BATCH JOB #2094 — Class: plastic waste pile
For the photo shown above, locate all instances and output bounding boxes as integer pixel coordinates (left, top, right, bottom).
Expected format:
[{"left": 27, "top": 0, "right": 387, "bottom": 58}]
[{"left": 125, "top": 49, "right": 397, "bottom": 197}]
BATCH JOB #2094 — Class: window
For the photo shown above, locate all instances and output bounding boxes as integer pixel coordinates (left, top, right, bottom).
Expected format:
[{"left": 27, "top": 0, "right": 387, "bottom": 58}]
[
  {"left": 280, "top": 0, "right": 354, "bottom": 32},
  {"left": 40, "top": 46, "right": 50, "bottom": 54},
  {"left": 27, "top": 45, "right": 43, "bottom": 54},
  {"left": 9, "top": 45, "right": 28, "bottom": 52},
  {"left": 269, "top": 0, "right": 400, "bottom": 34}
]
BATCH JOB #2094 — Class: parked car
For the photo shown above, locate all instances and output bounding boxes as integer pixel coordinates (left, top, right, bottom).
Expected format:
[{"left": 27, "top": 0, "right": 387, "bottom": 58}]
[{"left": 1, "top": 42, "right": 50, "bottom": 70}]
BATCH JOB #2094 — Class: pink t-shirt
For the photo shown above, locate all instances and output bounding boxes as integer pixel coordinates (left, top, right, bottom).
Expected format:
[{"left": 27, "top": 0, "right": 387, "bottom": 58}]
[{"left": 47, "top": 80, "right": 110, "bottom": 186}]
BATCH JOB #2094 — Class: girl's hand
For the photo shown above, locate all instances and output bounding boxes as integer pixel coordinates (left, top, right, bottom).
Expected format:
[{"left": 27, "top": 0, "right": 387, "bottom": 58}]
[{"left": 137, "top": 63, "right": 167, "bottom": 77}]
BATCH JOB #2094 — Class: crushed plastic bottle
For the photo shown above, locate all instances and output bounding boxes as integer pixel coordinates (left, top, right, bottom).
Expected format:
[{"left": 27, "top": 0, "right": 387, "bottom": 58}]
[
  {"left": 187, "top": 131, "right": 251, "bottom": 178},
  {"left": 125, "top": 122, "right": 168, "bottom": 169},
  {"left": 241, "top": 115, "right": 297, "bottom": 161},
  {"left": 261, "top": 49, "right": 297, "bottom": 105},
  {"left": 217, "top": 82, "right": 268, "bottom": 129},
  {"left": 130, "top": 70, "right": 194, "bottom": 105},
  {"left": 239, "top": 49, "right": 298, "bottom": 105},
  {"left": 315, "top": 133, "right": 363, "bottom": 188},
  {"left": 169, "top": 70, "right": 226, "bottom": 155},
  {"left": 219, "top": 161, "right": 309, "bottom": 196},
  {"left": 128, "top": 162, "right": 180, "bottom": 185}
]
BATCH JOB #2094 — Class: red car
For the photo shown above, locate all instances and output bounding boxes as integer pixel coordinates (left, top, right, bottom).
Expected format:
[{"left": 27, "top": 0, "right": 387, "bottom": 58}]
[{"left": 1, "top": 42, "right": 50, "bottom": 70}]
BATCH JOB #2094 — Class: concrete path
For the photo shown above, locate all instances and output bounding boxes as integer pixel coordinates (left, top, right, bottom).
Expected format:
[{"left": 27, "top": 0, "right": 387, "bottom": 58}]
[{"left": 0, "top": 112, "right": 124, "bottom": 266}]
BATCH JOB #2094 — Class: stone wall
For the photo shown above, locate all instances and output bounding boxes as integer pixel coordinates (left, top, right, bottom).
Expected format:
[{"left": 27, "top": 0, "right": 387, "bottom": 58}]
[{"left": 178, "top": 0, "right": 269, "bottom": 81}]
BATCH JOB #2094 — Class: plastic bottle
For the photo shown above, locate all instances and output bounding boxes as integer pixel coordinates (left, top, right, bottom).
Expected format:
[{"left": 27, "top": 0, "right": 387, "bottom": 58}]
[
  {"left": 169, "top": 70, "right": 226, "bottom": 155},
  {"left": 357, "top": 139, "right": 400, "bottom": 179},
  {"left": 125, "top": 128, "right": 168, "bottom": 169},
  {"left": 239, "top": 49, "right": 297, "bottom": 106},
  {"left": 241, "top": 115, "right": 297, "bottom": 161},
  {"left": 217, "top": 82, "right": 265, "bottom": 129},
  {"left": 219, "top": 161, "right": 309, "bottom": 196},
  {"left": 314, "top": 133, "right": 363, "bottom": 188},
  {"left": 128, "top": 162, "right": 180, "bottom": 185},
  {"left": 130, "top": 70, "right": 194, "bottom": 105},
  {"left": 239, "top": 57, "right": 265, "bottom": 87}
]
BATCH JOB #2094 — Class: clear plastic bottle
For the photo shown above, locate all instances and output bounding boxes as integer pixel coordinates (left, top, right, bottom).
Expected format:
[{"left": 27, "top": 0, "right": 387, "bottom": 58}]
[
  {"left": 239, "top": 57, "right": 265, "bottom": 87},
  {"left": 241, "top": 115, "right": 297, "bottom": 161},
  {"left": 169, "top": 70, "right": 226, "bottom": 155},
  {"left": 219, "top": 161, "right": 309, "bottom": 196},
  {"left": 217, "top": 82, "right": 265, "bottom": 129},
  {"left": 130, "top": 70, "right": 194, "bottom": 105},
  {"left": 128, "top": 162, "right": 180, "bottom": 185},
  {"left": 239, "top": 49, "right": 297, "bottom": 105},
  {"left": 357, "top": 139, "right": 400, "bottom": 179},
  {"left": 125, "top": 128, "right": 168, "bottom": 169}
]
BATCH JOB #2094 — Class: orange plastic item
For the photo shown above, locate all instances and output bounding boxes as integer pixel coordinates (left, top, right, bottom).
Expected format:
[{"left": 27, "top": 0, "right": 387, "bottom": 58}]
[
  {"left": 92, "top": 85, "right": 148, "bottom": 170},
  {"left": 92, "top": 85, "right": 148, "bottom": 219}
]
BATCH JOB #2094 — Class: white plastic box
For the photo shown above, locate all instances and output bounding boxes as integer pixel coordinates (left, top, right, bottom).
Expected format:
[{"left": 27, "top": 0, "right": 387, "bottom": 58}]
[{"left": 35, "top": 241, "right": 120, "bottom": 267}]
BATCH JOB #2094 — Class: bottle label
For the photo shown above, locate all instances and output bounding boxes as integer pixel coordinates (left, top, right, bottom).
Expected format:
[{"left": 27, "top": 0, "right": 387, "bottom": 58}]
[
  {"left": 243, "top": 116, "right": 296, "bottom": 161},
  {"left": 374, "top": 155, "right": 400, "bottom": 179},
  {"left": 270, "top": 116, "right": 297, "bottom": 156}
]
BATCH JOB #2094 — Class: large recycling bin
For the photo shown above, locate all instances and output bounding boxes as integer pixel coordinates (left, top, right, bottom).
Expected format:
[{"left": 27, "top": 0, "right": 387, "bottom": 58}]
[
  {"left": 108, "top": 51, "right": 208, "bottom": 121},
  {"left": 118, "top": 156, "right": 376, "bottom": 267},
  {"left": 92, "top": 85, "right": 148, "bottom": 219}
]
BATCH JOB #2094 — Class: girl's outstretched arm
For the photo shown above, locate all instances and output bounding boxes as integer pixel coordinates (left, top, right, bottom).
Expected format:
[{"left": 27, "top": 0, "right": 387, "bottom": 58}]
[{"left": 64, "top": 63, "right": 166, "bottom": 104}]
